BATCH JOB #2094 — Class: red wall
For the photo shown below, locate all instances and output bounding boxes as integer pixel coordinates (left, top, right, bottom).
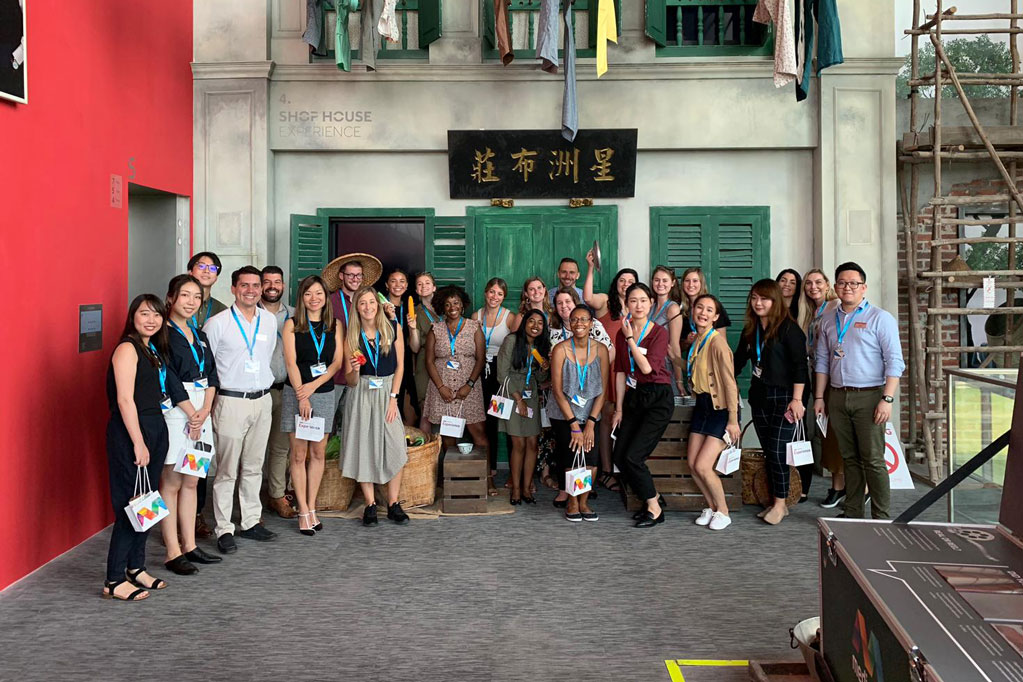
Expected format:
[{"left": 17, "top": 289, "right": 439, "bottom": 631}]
[{"left": 0, "top": 0, "right": 193, "bottom": 589}]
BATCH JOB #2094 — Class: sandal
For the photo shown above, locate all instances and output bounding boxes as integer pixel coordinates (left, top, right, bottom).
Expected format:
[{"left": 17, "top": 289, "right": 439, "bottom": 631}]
[
  {"left": 541, "top": 475, "right": 558, "bottom": 491},
  {"left": 102, "top": 579, "right": 149, "bottom": 602},
  {"left": 599, "top": 473, "right": 621, "bottom": 492},
  {"left": 487, "top": 476, "right": 499, "bottom": 497},
  {"left": 125, "top": 568, "right": 167, "bottom": 591}
]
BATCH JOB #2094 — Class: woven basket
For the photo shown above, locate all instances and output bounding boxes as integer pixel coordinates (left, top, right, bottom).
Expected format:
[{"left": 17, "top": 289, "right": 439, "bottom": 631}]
[
  {"left": 738, "top": 421, "right": 802, "bottom": 507},
  {"left": 317, "top": 466, "right": 357, "bottom": 511},
  {"left": 375, "top": 426, "right": 442, "bottom": 508}
]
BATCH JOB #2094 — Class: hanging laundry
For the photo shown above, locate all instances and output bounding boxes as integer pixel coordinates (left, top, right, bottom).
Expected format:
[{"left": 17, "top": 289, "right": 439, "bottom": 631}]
[
  {"left": 595, "top": 0, "right": 617, "bottom": 78},
  {"left": 795, "top": 0, "right": 844, "bottom": 102},
  {"left": 379, "top": 0, "right": 400, "bottom": 43},
  {"left": 334, "top": 0, "right": 359, "bottom": 72},
  {"left": 562, "top": 0, "right": 578, "bottom": 142},
  {"left": 303, "top": 0, "right": 325, "bottom": 55},
  {"left": 535, "top": 0, "right": 559, "bottom": 74},
  {"left": 361, "top": 0, "right": 383, "bottom": 70},
  {"left": 496, "top": 0, "right": 514, "bottom": 65},
  {"left": 753, "top": 0, "right": 797, "bottom": 88}
]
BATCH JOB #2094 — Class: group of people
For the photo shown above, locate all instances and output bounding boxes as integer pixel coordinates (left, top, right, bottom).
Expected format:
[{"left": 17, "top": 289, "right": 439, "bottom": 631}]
[{"left": 103, "top": 246, "right": 904, "bottom": 601}]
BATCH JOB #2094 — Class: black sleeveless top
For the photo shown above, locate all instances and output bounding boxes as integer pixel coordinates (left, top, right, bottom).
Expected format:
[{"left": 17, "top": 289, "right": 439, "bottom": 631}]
[
  {"left": 357, "top": 320, "right": 399, "bottom": 378},
  {"left": 106, "top": 338, "right": 165, "bottom": 417},
  {"left": 294, "top": 319, "right": 337, "bottom": 394}
]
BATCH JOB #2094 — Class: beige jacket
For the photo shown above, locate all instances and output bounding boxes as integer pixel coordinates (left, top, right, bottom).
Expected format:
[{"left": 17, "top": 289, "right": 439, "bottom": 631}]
[{"left": 693, "top": 334, "right": 739, "bottom": 420}]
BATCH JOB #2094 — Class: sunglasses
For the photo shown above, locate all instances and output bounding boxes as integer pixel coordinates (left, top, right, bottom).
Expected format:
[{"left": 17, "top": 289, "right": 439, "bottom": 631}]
[{"left": 195, "top": 263, "right": 220, "bottom": 274}]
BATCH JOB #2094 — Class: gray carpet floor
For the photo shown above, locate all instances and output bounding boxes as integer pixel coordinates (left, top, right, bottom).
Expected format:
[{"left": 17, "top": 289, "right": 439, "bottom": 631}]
[{"left": 0, "top": 476, "right": 943, "bottom": 682}]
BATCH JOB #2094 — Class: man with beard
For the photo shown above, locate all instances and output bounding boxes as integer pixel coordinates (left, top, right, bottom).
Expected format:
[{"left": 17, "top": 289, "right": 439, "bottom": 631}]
[{"left": 258, "top": 266, "right": 297, "bottom": 519}]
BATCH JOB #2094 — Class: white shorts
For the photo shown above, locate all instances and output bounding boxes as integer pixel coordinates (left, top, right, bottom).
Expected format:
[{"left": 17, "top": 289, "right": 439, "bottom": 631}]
[{"left": 163, "top": 385, "right": 212, "bottom": 465}]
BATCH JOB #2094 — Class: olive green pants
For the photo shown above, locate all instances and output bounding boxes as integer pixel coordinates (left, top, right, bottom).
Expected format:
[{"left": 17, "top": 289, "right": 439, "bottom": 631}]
[{"left": 828, "top": 387, "right": 890, "bottom": 519}]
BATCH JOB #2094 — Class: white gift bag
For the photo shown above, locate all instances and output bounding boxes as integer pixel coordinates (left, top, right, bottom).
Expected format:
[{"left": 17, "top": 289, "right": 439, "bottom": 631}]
[
  {"left": 440, "top": 402, "right": 466, "bottom": 438},
  {"left": 173, "top": 439, "right": 215, "bottom": 479},
  {"left": 885, "top": 422, "right": 915, "bottom": 490},
  {"left": 124, "top": 467, "right": 169, "bottom": 533},
  {"left": 564, "top": 449, "right": 592, "bottom": 497},
  {"left": 715, "top": 445, "right": 742, "bottom": 475},
  {"left": 540, "top": 406, "right": 551, "bottom": 429},
  {"left": 487, "top": 378, "right": 514, "bottom": 421},
  {"left": 295, "top": 415, "right": 326, "bottom": 442},
  {"left": 786, "top": 421, "right": 814, "bottom": 467}
]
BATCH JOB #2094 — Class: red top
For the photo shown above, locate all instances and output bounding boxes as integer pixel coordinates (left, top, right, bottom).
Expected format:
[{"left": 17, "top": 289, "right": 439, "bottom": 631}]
[{"left": 613, "top": 322, "right": 671, "bottom": 386}]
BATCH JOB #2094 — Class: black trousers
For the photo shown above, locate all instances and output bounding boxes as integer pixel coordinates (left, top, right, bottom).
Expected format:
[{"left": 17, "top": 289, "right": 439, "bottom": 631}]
[
  {"left": 749, "top": 384, "right": 800, "bottom": 500},
  {"left": 552, "top": 418, "right": 599, "bottom": 491},
  {"left": 399, "top": 348, "right": 421, "bottom": 421},
  {"left": 106, "top": 413, "right": 168, "bottom": 583},
  {"left": 481, "top": 357, "right": 504, "bottom": 472},
  {"left": 612, "top": 383, "right": 673, "bottom": 501}
]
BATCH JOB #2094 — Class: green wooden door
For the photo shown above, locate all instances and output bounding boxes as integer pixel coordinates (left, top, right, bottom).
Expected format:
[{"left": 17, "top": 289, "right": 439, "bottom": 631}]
[
  {"left": 477, "top": 213, "right": 543, "bottom": 309},
  {"left": 289, "top": 214, "right": 329, "bottom": 302},
  {"left": 650, "top": 206, "right": 770, "bottom": 393}
]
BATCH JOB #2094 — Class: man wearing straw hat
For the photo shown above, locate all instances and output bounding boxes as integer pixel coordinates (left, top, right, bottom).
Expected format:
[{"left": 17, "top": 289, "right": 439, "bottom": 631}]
[{"left": 321, "top": 253, "right": 384, "bottom": 429}]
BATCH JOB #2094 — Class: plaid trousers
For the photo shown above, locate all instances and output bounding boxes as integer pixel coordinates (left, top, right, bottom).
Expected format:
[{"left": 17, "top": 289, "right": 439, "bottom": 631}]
[{"left": 750, "top": 384, "right": 798, "bottom": 500}]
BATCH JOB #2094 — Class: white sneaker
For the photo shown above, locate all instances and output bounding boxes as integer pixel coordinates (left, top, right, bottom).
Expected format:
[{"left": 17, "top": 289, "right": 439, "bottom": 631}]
[
  {"left": 708, "top": 512, "right": 732, "bottom": 531},
  {"left": 695, "top": 508, "right": 714, "bottom": 526}
]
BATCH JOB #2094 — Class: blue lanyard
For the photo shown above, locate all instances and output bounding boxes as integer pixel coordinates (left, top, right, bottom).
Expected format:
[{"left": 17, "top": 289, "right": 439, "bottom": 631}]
[
  {"left": 169, "top": 320, "right": 205, "bottom": 376},
  {"left": 336, "top": 292, "right": 350, "bottom": 326},
  {"left": 526, "top": 346, "right": 535, "bottom": 387},
  {"left": 755, "top": 325, "right": 764, "bottom": 366},
  {"left": 654, "top": 300, "right": 671, "bottom": 323},
  {"left": 481, "top": 308, "right": 505, "bottom": 348},
  {"left": 835, "top": 301, "right": 868, "bottom": 347},
  {"left": 571, "top": 337, "right": 590, "bottom": 394},
  {"left": 446, "top": 318, "right": 464, "bottom": 357},
  {"left": 310, "top": 320, "right": 326, "bottom": 363},
  {"left": 230, "top": 306, "right": 261, "bottom": 358},
  {"left": 628, "top": 319, "right": 652, "bottom": 374},
  {"left": 360, "top": 330, "right": 380, "bottom": 371},
  {"left": 190, "top": 298, "right": 213, "bottom": 331},
  {"left": 148, "top": 342, "right": 167, "bottom": 395},
  {"left": 686, "top": 328, "right": 716, "bottom": 378},
  {"left": 422, "top": 305, "right": 437, "bottom": 324},
  {"left": 397, "top": 300, "right": 404, "bottom": 328}
]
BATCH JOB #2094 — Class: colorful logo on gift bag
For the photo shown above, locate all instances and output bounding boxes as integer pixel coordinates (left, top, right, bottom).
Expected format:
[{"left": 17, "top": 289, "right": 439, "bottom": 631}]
[
  {"left": 135, "top": 497, "right": 168, "bottom": 524},
  {"left": 851, "top": 610, "right": 885, "bottom": 682},
  {"left": 572, "top": 473, "right": 592, "bottom": 491},
  {"left": 489, "top": 398, "right": 501, "bottom": 412},
  {"left": 181, "top": 452, "right": 212, "bottom": 474}
]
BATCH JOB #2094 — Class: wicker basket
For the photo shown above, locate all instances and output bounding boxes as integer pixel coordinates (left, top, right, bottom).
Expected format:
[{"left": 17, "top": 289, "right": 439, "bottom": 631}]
[
  {"left": 739, "top": 421, "right": 803, "bottom": 507},
  {"left": 317, "top": 466, "right": 357, "bottom": 511},
  {"left": 375, "top": 426, "right": 442, "bottom": 508}
]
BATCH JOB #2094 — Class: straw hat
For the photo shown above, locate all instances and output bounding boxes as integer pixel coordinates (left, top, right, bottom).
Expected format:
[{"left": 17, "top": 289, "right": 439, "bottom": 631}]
[{"left": 322, "top": 253, "right": 382, "bottom": 292}]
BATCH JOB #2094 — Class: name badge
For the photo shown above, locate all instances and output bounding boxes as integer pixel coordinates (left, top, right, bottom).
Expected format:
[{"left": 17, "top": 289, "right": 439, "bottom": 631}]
[
  {"left": 571, "top": 394, "right": 588, "bottom": 408},
  {"left": 310, "top": 362, "right": 327, "bottom": 377},
  {"left": 833, "top": 348, "right": 845, "bottom": 359},
  {"left": 626, "top": 375, "right": 637, "bottom": 389},
  {"left": 854, "top": 322, "right": 867, "bottom": 329},
  {"left": 245, "top": 358, "right": 261, "bottom": 374},
  {"left": 446, "top": 359, "right": 461, "bottom": 370},
  {"left": 160, "top": 397, "right": 173, "bottom": 412},
  {"left": 638, "top": 347, "right": 647, "bottom": 356},
  {"left": 368, "top": 378, "right": 384, "bottom": 390},
  {"left": 752, "top": 365, "right": 763, "bottom": 379},
  {"left": 522, "top": 389, "right": 533, "bottom": 400},
  {"left": 193, "top": 377, "right": 209, "bottom": 389},
  {"left": 256, "top": 334, "right": 268, "bottom": 342},
  {"left": 486, "top": 354, "right": 494, "bottom": 364}
]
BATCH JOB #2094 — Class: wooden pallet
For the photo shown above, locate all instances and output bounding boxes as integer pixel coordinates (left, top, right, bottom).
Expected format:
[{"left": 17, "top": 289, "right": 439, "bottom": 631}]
[
  {"left": 441, "top": 447, "right": 488, "bottom": 514},
  {"left": 625, "top": 404, "right": 743, "bottom": 512},
  {"left": 748, "top": 660, "right": 817, "bottom": 682}
]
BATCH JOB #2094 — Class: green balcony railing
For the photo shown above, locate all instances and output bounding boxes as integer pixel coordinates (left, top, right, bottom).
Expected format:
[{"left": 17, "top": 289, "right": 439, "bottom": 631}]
[
  {"left": 656, "top": 0, "right": 772, "bottom": 57},
  {"left": 314, "top": 0, "right": 432, "bottom": 62},
  {"left": 481, "top": 0, "right": 621, "bottom": 61}
]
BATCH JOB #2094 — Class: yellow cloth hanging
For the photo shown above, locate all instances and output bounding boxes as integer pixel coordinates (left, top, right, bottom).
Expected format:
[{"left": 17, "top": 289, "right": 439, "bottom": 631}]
[{"left": 596, "top": 0, "right": 617, "bottom": 78}]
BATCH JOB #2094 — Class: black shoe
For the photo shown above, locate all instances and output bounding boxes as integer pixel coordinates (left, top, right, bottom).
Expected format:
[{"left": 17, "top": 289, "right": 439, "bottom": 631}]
[
  {"left": 510, "top": 497, "right": 522, "bottom": 506},
  {"left": 216, "top": 533, "right": 237, "bottom": 554},
  {"left": 185, "top": 547, "right": 223, "bottom": 564},
  {"left": 387, "top": 502, "right": 410, "bottom": 525},
  {"left": 238, "top": 523, "right": 278, "bottom": 542},
  {"left": 164, "top": 555, "right": 199, "bottom": 576},
  {"left": 634, "top": 511, "right": 665, "bottom": 528},
  {"left": 565, "top": 512, "right": 583, "bottom": 523},
  {"left": 632, "top": 495, "right": 665, "bottom": 520},
  {"left": 798, "top": 494, "right": 809, "bottom": 504},
  {"left": 363, "top": 503, "right": 379, "bottom": 526},
  {"left": 632, "top": 509, "right": 647, "bottom": 520},
  {"left": 522, "top": 495, "right": 537, "bottom": 505},
  {"left": 553, "top": 497, "right": 568, "bottom": 508},
  {"left": 581, "top": 510, "right": 599, "bottom": 522},
  {"left": 820, "top": 488, "right": 846, "bottom": 509}
]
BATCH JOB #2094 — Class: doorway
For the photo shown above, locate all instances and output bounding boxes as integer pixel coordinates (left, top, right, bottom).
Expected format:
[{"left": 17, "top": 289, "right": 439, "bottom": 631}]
[
  {"left": 127, "top": 184, "right": 190, "bottom": 299},
  {"left": 329, "top": 217, "right": 426, "bottom": 290}
]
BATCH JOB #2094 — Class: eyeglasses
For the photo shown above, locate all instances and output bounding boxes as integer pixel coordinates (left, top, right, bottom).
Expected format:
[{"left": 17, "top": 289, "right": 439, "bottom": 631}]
[
  {"left": 195, "top": 263, "right": 219, "bottom": 274},
  {"left": 835, "top": 281, "right": 864, "bottom": 290},
  {"left": 343, "top": 272, "right": 364, "bottom": 280}
]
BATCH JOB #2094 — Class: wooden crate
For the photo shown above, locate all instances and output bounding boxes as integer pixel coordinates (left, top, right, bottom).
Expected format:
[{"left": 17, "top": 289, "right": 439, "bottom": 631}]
[
  {"left": 747, "top": 661, "right": 816, "bottom": 682},
  {"left": 441, "top": 446, "right": 488, "bottom": 514},
  {"left": 625, "top": 404, "right": 743, "bottom": 512}
]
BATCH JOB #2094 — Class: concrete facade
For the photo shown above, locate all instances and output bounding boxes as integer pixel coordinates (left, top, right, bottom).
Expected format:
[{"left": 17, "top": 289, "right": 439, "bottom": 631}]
[{"left": 192, "top": 0, "right": 901, "bottom": 313}]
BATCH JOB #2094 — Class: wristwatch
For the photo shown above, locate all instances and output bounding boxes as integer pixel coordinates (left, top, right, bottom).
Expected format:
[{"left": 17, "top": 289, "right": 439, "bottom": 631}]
[
  {"left": 389, "top": 392, "right": 398, "bottom": 399},
  {"left": 466, "top": 379, "right": 476, "bottom": 388},
  {"left": 882, "top": 395, "right": 894, "bottom": 404}
]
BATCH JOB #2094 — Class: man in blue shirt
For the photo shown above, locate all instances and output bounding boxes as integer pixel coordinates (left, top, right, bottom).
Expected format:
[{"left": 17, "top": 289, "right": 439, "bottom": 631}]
[{"left": 813, "top": 262, "right": 905, "bottom": 520}]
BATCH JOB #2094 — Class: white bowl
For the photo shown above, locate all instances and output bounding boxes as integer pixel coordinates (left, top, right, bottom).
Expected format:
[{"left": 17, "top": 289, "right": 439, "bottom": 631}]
[{"left": 457, "top": 443, "right": 473, "bottom": 454}]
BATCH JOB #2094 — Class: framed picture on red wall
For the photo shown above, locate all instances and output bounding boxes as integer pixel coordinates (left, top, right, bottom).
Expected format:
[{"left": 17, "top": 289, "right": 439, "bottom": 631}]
[{"left": 0, "top": 0, "right": 26, "bottom": 104}]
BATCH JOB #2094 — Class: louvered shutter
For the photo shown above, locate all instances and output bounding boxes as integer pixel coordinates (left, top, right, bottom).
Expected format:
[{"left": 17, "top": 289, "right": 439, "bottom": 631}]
[
  {"left": 645, "top": 0, "right": 668, "bottom": 47},
  {"left": 426, "top": 215, "right": 476, "bottom": 290},
  {"left": 289, "top": 214, "right": 329, "bottom": 301},
  {"left": 418, "top": 0, "right": 442, "bottom": 47}
]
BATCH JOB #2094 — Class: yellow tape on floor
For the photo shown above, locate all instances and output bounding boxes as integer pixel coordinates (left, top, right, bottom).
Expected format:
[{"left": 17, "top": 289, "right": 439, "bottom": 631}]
[{"left": 664, "top": 659, "right": 749, "bottom": 681}]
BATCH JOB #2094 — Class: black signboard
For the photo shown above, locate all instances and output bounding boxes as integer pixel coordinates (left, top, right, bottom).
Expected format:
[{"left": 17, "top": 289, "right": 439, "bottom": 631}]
[{"left": 448, "top": 129, "right": 637, "bottom": 199}]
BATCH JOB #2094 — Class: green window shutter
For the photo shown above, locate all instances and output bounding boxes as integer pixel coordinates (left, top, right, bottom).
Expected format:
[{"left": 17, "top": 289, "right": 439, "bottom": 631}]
[
  {"left": 645, "top": 0, "right": 668, "bottom": 47},
  {"left": 418, "top": 0, "right": 442, "bottom": 48},
  {"left": 289, "top": 214, "right": 329, "bottom": 302},
  {"left": 426, "top": 215, "right": 476, "bottom": 291},
  {"left": 482, "top": 0, "right": 496, "bottom": 50}
]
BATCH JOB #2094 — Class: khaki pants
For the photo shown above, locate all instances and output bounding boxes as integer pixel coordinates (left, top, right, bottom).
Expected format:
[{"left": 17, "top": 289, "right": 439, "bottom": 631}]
[
  {"left": 264, "top": 387, "right": 291, "bottom": 498},
  {"left": 212, "top": 393, "right": 273, "bottom": 536},
  {"left": 828, "top": 387, "right": 890, "bottom": 519}
]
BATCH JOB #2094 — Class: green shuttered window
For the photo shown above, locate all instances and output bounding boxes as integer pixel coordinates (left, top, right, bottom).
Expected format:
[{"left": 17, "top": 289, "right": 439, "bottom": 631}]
[
  {"left": 646, "top": 0, "right": 772, "bottom": 57},
  {"left": 288, "top": 214, "right": 329, "bottom": 302},
  {"left": 426, "top": 216, "right": 476, "bottom": 290}
]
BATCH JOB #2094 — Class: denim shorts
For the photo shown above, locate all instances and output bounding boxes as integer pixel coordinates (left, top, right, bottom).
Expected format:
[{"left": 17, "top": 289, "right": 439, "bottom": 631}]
[{"left": 689, "top": 392, "right": 728, "bottom": 440}]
